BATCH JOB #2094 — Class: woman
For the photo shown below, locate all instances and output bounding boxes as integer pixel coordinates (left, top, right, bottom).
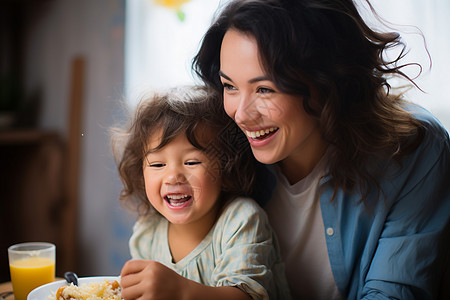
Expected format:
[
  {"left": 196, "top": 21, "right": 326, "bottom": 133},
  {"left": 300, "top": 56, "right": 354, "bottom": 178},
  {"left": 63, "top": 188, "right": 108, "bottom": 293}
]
[{"left": 192, "top": 0, "right": 450, "bottom": 299}]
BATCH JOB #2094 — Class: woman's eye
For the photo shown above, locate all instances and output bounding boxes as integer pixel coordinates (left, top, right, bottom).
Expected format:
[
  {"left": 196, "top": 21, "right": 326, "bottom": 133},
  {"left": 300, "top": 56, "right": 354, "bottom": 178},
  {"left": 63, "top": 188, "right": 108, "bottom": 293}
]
[
  {"left": 185, "top": 161, "right": 201, "bottom": 166},
  {"left": 222, "top": 83, "right": 236, "bottom": 91},
  {"left": 257, "top": 87, "right": 275, "bottom": 94}
]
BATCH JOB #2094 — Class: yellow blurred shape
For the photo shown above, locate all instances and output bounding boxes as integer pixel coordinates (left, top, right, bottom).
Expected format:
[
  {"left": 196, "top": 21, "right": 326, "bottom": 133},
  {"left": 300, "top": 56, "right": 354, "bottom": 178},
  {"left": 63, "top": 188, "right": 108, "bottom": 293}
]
[{"left": 154, "top": 0, "right": 191, "bottom": 9}]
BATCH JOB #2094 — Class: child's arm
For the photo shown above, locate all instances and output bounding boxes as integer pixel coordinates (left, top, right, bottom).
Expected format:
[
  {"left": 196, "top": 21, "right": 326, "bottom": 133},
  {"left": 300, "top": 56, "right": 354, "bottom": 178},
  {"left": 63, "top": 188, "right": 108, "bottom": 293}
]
[{"left": 120, "top": 259, "right": 251, "bottom": 300}]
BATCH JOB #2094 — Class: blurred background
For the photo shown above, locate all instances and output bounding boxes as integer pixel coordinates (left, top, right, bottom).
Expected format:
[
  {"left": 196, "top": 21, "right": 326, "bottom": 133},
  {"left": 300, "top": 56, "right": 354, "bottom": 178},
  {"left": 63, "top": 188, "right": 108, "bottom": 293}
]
[{"left": 0, "top": 0, "right": 449, "bottom": 282}]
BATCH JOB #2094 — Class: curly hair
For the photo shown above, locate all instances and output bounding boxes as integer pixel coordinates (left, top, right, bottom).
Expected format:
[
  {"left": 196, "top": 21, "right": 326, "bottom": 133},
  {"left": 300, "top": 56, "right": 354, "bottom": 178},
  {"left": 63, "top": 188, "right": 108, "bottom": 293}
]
[
  {"left": 192, "top": 0, "right": 425, "bottom": 203},
  {"left": 112, "top": 85, "right": 256, "bottom": 216}
]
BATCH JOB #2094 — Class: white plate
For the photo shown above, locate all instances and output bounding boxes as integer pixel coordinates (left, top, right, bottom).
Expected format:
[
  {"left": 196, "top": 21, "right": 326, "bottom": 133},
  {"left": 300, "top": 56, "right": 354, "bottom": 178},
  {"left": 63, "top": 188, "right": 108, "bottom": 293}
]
[{"left": 27, "top": 276, "right": 119, "bottom": 300}]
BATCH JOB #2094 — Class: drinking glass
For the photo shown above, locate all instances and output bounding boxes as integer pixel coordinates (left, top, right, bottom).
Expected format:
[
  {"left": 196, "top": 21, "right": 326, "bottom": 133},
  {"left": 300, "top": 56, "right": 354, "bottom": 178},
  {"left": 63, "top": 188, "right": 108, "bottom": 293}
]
[{"left": 8, "top": 242, "right": 55, "bottom": 300}]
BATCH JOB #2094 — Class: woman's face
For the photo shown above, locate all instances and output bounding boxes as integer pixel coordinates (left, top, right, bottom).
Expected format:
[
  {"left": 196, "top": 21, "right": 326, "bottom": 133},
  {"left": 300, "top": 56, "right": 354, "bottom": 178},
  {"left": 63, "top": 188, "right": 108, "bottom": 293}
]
[{"left": 219, "top": 29, "right": 325, "bottom": 177}]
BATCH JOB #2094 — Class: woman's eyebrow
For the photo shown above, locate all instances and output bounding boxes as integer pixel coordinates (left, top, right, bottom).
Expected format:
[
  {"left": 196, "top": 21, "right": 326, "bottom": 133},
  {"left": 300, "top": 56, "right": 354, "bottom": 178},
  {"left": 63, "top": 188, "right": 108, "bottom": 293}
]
[
  {"left": 248, "top": 76, "right": 270, "bottom": 84},
  {"left": 219, "top": 70, "right": 232, "bottom": 81},
  {"left": 219, "top": 71, "right": 270, "bottom": 84}
]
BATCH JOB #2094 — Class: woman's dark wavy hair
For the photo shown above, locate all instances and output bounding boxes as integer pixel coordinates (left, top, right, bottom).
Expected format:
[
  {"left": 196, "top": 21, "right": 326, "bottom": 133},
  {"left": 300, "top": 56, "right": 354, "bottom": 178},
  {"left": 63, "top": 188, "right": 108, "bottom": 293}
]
[
  {"left": 192, "top": 0, "right": 425, "bottom": 203},
  {"left": 112, "top": 85, "right": 256, "bottom": 217}
]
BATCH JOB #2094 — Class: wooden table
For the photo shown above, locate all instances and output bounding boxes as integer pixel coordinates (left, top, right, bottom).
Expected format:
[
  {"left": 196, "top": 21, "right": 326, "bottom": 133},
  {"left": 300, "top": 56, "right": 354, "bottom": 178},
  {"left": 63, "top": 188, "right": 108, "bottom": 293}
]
[
  {"left": 0, "top": 278, "right": 63, "bottom": 299},
  {"left": 0, "top": 281, "right": 13, "bottom": 299}
]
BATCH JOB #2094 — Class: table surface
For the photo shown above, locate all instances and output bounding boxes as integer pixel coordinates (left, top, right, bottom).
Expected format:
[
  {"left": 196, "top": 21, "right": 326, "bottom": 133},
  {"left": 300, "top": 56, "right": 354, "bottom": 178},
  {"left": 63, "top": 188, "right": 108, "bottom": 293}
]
[
  {"left": 0, "top": 278, "right": 63, "bottom": 299},
  {"left": 0, "top": 281, "right": 13, "bottom": 299}
]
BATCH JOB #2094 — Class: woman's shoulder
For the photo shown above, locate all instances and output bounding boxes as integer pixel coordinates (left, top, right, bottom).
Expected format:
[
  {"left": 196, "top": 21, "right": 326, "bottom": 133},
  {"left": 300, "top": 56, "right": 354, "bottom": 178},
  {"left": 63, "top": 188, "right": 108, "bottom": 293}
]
[
  {"left": 406, "top": 103, "right": 449, "bottom": 140},
  {"left": 381, "top": 103, "right": 450, "bottom": 199},
  {"left": 406, "top": 104, "right": 449, "bottom": 160}
]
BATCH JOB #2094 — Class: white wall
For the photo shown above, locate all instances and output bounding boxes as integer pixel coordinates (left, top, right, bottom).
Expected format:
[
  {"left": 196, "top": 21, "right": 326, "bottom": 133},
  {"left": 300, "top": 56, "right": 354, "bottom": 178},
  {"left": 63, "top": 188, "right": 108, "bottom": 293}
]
[
  {"left": 124, "top": 0, "right": 225, "bottom": 107},
  {"left": 24, "top": 0, "right": 134, "bottom": 276},
  {"left": 364, "top": 0, "right": 450, "bottom": 131}
]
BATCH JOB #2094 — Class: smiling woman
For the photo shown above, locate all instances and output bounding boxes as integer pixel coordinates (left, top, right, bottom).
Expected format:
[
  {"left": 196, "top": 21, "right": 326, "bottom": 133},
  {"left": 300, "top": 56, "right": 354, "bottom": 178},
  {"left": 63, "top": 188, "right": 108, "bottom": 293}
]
[{"left": 192, "top": 0, "right": 450, "bottom": 299}]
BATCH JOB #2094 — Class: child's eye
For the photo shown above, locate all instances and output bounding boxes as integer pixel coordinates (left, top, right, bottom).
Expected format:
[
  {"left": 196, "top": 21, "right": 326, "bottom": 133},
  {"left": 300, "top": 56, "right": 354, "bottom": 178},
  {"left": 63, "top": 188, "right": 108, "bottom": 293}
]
[
  {"left": 185, "top": 161, "right": 201, "bottom": 166},
  {"left": 148, "top": 163, "right": 165, "bottom": 168}
]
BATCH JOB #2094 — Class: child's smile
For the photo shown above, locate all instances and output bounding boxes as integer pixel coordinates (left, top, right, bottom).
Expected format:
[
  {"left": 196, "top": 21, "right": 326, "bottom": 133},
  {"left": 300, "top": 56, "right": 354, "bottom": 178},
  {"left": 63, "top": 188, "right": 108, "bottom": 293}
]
[
  {"left": 164, "top": 193, "right": 192, "bottom": 209},
  {"left": 143, "top": 131, "right": 222, "bottom": 231}
]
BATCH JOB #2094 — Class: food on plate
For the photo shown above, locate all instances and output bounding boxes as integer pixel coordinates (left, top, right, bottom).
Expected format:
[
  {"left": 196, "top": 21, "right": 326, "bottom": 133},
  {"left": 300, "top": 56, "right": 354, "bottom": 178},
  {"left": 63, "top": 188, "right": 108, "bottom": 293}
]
[{"left": 48, "top": 280, "right": 122, "bottom": 300}]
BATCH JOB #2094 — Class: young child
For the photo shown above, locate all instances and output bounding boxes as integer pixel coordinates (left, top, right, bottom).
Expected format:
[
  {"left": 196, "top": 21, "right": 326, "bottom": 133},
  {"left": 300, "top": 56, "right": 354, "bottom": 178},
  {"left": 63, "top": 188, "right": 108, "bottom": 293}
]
[{"left": 113, "top": 85, "right": 291, "bottom": 300}]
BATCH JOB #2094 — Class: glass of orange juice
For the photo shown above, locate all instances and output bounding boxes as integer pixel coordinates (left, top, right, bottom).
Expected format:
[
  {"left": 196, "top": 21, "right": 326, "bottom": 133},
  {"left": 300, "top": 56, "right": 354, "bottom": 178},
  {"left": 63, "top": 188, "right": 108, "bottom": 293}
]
[{"left": 8, "top": 242, "right": 55, "bottom": 300}]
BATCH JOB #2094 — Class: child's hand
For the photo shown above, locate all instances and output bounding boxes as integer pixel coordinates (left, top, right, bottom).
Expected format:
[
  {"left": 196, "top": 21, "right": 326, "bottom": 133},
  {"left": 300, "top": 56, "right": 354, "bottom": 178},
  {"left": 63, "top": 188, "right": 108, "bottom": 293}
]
[
  {"left": 120, "top": 259, "right": 187, "bottom": 300},
  {"left": 120, "top": 259, "right": 251, "bottom": 300}
]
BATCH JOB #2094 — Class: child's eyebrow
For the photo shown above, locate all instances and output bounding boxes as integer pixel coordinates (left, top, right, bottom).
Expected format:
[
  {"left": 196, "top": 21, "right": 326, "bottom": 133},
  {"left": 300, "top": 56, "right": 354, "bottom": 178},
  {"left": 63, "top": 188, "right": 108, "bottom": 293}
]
[
  {"left": 184, "top": 147, "right": 203, "bottom": 154},
  {"left": 144, "top": 146, "right": 203, "bottom": 156},
  {"left": 143, "top": 148, "right": 158, "bottom": 155}
]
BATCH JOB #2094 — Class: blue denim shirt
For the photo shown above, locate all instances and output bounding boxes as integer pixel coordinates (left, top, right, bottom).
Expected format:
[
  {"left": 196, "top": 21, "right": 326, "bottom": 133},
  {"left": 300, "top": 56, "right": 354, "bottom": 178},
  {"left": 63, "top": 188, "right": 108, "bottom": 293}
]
[{"left": 258, "top": 105, "right": 450, "bottom": 299}]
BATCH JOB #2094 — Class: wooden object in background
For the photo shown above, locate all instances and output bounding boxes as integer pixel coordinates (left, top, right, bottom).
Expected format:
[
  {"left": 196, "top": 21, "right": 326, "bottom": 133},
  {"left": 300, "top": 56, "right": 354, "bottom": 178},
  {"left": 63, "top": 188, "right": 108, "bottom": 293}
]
[
  {"left": 0, "top": 57, "right": 85, "bottom": 282},
  {"left": 0, "top": 131, "right": 65, "bottom": 281},
  {"left": 61, "top": 56, "right": 85, "bottom": 274}
]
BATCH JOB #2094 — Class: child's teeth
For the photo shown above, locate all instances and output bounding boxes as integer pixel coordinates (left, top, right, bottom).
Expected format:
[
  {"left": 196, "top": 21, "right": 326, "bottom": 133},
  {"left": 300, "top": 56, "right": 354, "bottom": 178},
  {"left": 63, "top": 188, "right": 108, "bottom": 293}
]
[
  {"left": 170, "top": 200, "right": 186, "bottom": 206},
  {"left": 167, "top": 194, "right": 188, "bottom": 200},
  {"left": 166, "top": 194, "right": 190, "bottom": 206}
]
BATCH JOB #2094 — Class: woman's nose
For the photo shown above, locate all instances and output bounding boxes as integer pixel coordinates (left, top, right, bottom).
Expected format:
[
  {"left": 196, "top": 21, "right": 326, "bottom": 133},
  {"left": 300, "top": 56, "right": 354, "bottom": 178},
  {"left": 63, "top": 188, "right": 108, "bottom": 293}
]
[{"left": 234, "top": 93, "right": 260, "bottom": 124}]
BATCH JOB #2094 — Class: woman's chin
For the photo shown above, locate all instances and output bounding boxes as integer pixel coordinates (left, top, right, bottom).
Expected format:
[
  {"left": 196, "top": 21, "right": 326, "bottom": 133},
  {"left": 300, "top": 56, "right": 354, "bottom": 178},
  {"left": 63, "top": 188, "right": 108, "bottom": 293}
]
[{"left": 251, "top": 149, "right": 280, "bottom": 165}]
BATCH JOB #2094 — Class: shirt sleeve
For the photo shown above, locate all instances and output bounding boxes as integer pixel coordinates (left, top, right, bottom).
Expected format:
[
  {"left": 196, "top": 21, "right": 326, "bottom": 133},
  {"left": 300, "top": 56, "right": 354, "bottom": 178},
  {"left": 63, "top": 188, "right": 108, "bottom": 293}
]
[
  {"left": 361, "top": 115, "right": 450, "bottom": 299},
  {"left": 129, "top": 214, "right": 162, "bottom": 260},
  {"left": 211, "top": 198, "right": 291, "bottom": 300}
]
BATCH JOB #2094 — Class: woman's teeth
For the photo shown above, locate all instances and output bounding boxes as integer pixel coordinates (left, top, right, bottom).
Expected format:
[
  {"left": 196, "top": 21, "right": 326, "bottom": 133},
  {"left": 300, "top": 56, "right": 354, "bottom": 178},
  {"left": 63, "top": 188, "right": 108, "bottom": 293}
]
[{"left": 246, "top": 127, "right": 278, "bottom": 139}]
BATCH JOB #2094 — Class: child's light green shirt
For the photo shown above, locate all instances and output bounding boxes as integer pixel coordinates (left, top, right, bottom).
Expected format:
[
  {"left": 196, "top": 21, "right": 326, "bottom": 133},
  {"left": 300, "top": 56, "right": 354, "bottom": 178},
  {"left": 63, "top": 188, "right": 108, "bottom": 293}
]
[{"left": 129, "top": 197, "right": 291, "bottom": 299}]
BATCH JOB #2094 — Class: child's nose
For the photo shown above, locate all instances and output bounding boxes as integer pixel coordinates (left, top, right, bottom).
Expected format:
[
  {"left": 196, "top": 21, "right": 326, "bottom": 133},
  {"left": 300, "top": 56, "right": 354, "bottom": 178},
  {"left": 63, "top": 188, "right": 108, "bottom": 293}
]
[{"left": 165, "top": 168, "right": 187, "bottom": 184}]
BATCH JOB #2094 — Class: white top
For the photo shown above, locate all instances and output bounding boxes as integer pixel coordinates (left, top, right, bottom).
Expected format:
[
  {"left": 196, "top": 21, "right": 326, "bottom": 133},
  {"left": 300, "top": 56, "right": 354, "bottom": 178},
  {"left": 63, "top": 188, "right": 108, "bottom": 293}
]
[
  {"left": 266, "top": 160, "right": 343, "bottom": 299},
  {"left": 129, "top": 197, "right": 292, "bottom": 300}
]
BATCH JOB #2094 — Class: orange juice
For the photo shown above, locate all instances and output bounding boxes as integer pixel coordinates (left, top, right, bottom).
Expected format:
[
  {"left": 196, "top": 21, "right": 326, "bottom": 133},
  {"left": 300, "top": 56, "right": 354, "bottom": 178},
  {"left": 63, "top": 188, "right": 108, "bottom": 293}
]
[{"left": 9, "top": 256, "right": 55, "bottom": 300}]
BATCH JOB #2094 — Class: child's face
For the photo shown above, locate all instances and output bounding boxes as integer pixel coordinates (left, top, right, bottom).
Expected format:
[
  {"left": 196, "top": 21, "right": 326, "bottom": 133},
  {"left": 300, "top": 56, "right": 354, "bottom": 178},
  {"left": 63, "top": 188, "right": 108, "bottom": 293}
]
[{"left": 143, "top": 131, "right": 222, "bottom": 229}]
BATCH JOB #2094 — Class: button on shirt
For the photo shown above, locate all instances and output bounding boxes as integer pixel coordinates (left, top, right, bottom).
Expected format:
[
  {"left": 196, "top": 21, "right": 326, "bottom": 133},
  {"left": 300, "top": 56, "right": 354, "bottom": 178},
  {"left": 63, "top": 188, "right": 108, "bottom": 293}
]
[{"left": 264, "top": 105, "right": 450, "bottom": 299}]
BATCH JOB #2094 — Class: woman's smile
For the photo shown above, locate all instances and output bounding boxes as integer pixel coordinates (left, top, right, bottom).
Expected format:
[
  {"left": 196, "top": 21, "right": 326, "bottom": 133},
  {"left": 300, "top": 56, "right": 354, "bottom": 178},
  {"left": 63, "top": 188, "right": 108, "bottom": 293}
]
[
  {"left": 244, "top": 126, "right": 280, "bottom": 147},
  {"left": 220, "top": 29, "right": 325, "bottom": 174},
  {"left": 245, "top": 127, "right": 279, "bottom": 140}
]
